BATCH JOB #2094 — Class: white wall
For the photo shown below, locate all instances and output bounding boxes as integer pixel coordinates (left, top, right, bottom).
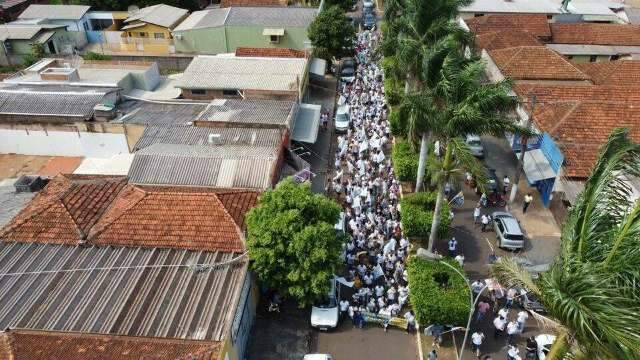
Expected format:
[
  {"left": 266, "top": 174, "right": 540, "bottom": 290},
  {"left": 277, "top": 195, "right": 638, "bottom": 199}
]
[{"left": 0, "top": 129, "right": 129, "bottom": 157}]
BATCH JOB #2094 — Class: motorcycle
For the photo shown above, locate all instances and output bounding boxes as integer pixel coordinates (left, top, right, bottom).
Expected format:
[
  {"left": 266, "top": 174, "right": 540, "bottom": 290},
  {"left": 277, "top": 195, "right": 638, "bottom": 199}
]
[{"left": 481, "top": 192, "right": 506, "bottom": 208}]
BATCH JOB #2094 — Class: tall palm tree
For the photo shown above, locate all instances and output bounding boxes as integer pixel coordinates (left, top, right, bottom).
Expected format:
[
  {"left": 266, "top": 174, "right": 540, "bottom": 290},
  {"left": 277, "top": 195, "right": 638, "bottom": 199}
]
[
  {"left": 492, "top": 129, "right": 640, "bottom": 358},
  {"left": 424, "top": 55, "right": 528, "bottom": 252}
]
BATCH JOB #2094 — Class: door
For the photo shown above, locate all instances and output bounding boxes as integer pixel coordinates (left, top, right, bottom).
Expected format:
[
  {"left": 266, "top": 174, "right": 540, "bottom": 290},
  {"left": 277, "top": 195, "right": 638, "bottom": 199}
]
[{"left": 47, "top": 40, "right": 56, "bottom": 54}]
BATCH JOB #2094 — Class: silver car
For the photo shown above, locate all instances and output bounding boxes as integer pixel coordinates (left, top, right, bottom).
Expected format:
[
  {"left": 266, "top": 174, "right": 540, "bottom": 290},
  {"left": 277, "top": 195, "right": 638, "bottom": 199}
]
[
  {"left": 466, "top": 134, "right": 484, "bottom": 158},
  {"left": 334, "top": 105, "right": 350, "bottom": 133},
  {"left": 492, "top": 211, "right": 525, "bottom": 250},
  {"left": 310, "top": 279, "right": 339, "bottom": 330}
]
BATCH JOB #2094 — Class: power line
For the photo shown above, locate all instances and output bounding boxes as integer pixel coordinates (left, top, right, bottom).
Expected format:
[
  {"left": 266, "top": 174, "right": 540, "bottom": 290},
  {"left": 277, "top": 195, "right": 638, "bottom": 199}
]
[{"left": 0, "top": 251, "right": 248, "bottom": 279}]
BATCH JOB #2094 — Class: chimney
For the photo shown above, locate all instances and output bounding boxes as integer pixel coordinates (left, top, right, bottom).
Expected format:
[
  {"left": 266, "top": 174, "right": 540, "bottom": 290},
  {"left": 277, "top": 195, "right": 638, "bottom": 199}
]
[
  {"left": 208, "top": 133, "right": 222, "bottom": 145},
  {"left": 39, "top": 67, "right": 79, "bottom": 82}
]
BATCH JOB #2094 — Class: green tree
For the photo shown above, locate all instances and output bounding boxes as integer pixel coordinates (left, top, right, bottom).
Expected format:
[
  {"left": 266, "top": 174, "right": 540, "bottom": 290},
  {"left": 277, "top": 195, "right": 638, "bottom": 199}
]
[
  {"left": 323, "top": 0, "right": 356, "bottom": 12},
  {"left": 55, "top": 0, "right": 201, "bottom": 11},
  {"left": 246, "top": 178, "right": 343, "bottom": 307},
  {"left": 492, "top": 129, "right": 640, "bottom": 358},
  {"left": 413, "top": 55, "right": 528, "bottom": 252},
  {"left": 308, "top": 5, "right": 355, "bottom": 63}
]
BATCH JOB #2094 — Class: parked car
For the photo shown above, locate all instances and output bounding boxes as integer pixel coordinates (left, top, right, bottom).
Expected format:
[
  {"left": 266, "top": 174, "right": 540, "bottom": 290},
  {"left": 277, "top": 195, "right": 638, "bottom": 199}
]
[
  {"left": 340, "top": 58, "right": 355, "bottom": 83},
  {"left": 310, "top": 279, "right": 339, "bottom": 330},
  {"left": 535, "top": 334, "right": 556, "bottom": 360},
  {"left": 362, "top": 12, "right": 376, "bottom": 30},
  {"left": 466, "top": 134, "right": 484, "bottom": 158},
  {"left": 363, "top": 0, "right": 375, "bottom": 11},
  {"left": 304, "top": 355, "right": 334, "bottom": 360},
  {"left": 492, "top": 211, "right": 525, "bottom": 250},
  {"left": 515, "top": 287, "right": 545, "bottom": 313},
  {"left": 334, "top": 105, "right": 350, "bottom": 133},
  {"left": 475, "top": 167, "right": 500, "bottom": 194}
]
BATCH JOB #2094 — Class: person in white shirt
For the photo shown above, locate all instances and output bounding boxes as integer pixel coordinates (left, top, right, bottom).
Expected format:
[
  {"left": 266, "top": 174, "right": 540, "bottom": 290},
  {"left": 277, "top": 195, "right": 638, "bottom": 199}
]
[
  {"left": 493, "top": 315, "right": 506, "bottom": 339},
  {"left": 481, "top": 214, "right": 489, "bottom": 232},
  {"left": 506, "top": 287, "right": 517, "bottom": 308},
  {"left": 454, "top": 254, "right": 465, "bottom": 267},
  {"left": 503, "top": 175, "right": 510, "bottom": 194},
  {"left": 339, "top": 299, "right": 350, "bottom": 319},
  {"left": 404, "top": 310, "right": 416, "bottom": 333},
  {"left": 517, "top": 310, "right": 529, "bottom": 332},
  {"left": 507, "top": 345, "right": 521, "bottom": 360},
  {"left": 498, "top": 307, "right": 509, "bottom": 319},
  {"left": 506, "top": 320, "right": 519, "bottom": 345},
  {"left": 375, "top": 284, "right": 385, "bottom": 298},
  {"left": 448, "top": 237, "right": 458, "bottom": 257},
  {"left": 471, "top": 331, "right": 485, "bottom": 357},
  {"left": 473, "top": 205, "right": 481, "bottom": 225},
  {"left": 471, "top": 280, "right": 485, "bottom": 297}
]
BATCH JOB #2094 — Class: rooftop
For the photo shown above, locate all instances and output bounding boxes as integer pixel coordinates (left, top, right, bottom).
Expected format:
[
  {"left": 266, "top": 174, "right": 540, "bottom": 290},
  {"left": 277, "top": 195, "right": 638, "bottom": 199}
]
[
  {"left": 173, "top": 6, "right": 317, "bottom": 32},
  {"left": 487, "top": 46, "right": 590, "bottom": 81},
  {"left": 115, "top": 100, "right": 209, "bottom": 126},
  {"left": 123, "top": 4, "right": 188, "bottom": 29},
  {"left": 574, "top": 61, "right": 640, "bottom": 86},
  {"left": 0, "top": 241, "right": 247, "bottom": 341},
  {"left": 546, "top": 43, "right": 640, "bottom": 56},
  {"left": 0, "top": 329, "right": 221, "bottom": 360},
  {"left": 128, "top": 143, "right": 280, "bottom": 189},
  {"left": 0, "top": 24, "right": 64, "bottom": 41},
  {"left": 0, "top": 174, "right": 260, "bottom": 252},
  {"left": 0, "top": 184, "right": 35, "bottom": 229},
  {"left": 135, "top": 126, "right": 285, "bottom": 151},
  {"left": 177, "top": 55, "right": 307, "bottom": 92},
  {"left": 550, "top": 23, "right": 640, "bottom": 46},
  {"left": 465, "top": 14, "right": 551, "bottom": 38},
  {"left": 475, "top": 30, "right": 542, "bottom": 51},
  {"left": 195, "top": 99, "right": 297, "bottom": 127},
  {"left": 460, "top": 0, "right": 561, "bottom": 14},
  {"left": 235, "top": 47, "right": 307, "bottom": 58},
  {"left": 17, "top": 4, "right": 90, "bottom": 20}
]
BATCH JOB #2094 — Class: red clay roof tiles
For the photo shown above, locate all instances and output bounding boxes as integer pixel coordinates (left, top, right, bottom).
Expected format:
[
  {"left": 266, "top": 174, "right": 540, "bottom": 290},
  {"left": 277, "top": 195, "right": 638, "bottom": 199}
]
[
  {"left": 235, "top": 47, "right": 307, "bottom": 58},
  {"left": 550, "top": 23, "right": 640, "bottom": 46},
  {"left": 466, "top": 14, "right": 552, "bottom": 38},
  {"left": 488, "top": 46, "right": 591, "bottom": 81},
  {"left": 475, "top": 30, "right": 542, "bottom": 51},
  {"left": 0, "top": 176, "right": 261, "bottom": 252},
  {"left": 574, "top": 61, "right": 640, "bottom": 86},
  {"left": 0, "top": 329, "right": 221, "bottom": 360}
]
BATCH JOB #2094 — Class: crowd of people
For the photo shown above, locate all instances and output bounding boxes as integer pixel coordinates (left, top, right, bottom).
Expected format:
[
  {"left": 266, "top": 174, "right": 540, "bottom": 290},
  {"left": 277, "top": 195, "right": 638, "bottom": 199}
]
[{"left": 329, "top": 30, "right": 416, "bottom": 333}]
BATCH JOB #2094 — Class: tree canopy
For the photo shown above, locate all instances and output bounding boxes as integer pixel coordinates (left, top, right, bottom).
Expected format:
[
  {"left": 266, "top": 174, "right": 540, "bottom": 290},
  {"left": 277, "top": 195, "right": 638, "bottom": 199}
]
[
  {"left": 246, "top": 178, "right": 344, "bottom": 307},
  {"left": 308, "top": 5, "right": 355, "bottom": 63},
  {"left": 53, "top": 0, "right": 201, "bottom": 11}
]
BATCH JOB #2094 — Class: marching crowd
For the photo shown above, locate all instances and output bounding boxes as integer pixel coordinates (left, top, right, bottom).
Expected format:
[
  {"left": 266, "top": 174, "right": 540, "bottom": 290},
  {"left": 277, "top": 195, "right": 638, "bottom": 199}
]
[{"left": 329, "top": 30, "right": 417, "bottom": 333}]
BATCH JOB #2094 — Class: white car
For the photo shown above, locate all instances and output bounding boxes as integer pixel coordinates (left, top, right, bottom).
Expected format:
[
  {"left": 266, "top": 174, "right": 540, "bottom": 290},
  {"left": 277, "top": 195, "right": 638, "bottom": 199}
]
[
  {"left": 334, "top": 105, "right": 350, "bottom": 133},
  {"left": 304, "top": 355, "right": 333, "bottom": 360},
  {"left": 310, "top": 279, "right": 339, "bottom": 330},
  {"left": 536, "top": 334, "right": 556, "bottom": 360},
  {"left": 466, "top": 134, "right": 484, "bottom": 158},
  {"left": 492, "top": 211, "right": 525, "bottom": 250},
  {"left": 363, "top": 0, "right": 375, "bottom": 10}
]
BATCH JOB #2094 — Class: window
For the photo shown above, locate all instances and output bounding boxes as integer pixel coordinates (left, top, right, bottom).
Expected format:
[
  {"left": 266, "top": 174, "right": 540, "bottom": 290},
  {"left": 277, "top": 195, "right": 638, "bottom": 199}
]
[
  {"left": 128, "top": 32, "right": 132, "bottom": 37},
  {"left": 190, "top": 89, "right": 206, "bottom": 95},
  {"left": 223, "top": 89, "right": 239, "bottom": 96},
  {"left": 269, "top": 35, "right": 280, "bottom": 43},
  {"left": 83, "top": 22, "right": 89, "bottom": 31},
  {"left": 611, "top": 55, "right": 620, "bottom": 61},
  {"left": 139, "top": 32, "right": 148, "bottom": 37},
  {"left": 474, "top": 13, "right": 484, "bottom": 17},
  {"left": 567, "top": 55, "right": 573, "bottom": 60},
  {"left": 154, "top": 33, "right": 165, "bottom": 39},
  {"left": 589, "top": 55, "right": 597, "bottom": 62},
  {"left": 497, "top": 221, "right": 505, "bottom": 234},
  {"left": 547, "top": 15, "right": 553, "bottom": 20}
]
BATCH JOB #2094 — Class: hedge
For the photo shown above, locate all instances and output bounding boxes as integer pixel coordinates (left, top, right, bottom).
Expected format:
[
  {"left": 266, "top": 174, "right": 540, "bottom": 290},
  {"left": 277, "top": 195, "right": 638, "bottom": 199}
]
[
  {"left": 392, "top": 140, "right": 419, "bottom": 182},
  {"left": 400, "top": 191, "right": 451, "bottom": 238},
  {"left": 407, "top": 257, "right": 471, "bottom": 326}
]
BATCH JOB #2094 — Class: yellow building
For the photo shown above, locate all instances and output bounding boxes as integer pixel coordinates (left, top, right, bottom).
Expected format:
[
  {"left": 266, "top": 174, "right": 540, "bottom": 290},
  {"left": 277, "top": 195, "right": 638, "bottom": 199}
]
[{"left": 121, "top": 4, "right": 188, "bottom": 40}]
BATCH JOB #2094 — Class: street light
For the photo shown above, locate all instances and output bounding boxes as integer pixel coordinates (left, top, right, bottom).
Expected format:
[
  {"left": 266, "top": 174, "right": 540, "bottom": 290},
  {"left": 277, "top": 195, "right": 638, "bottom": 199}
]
[{"left": 420, "top": 254, "right": 489, "bottom": 360}]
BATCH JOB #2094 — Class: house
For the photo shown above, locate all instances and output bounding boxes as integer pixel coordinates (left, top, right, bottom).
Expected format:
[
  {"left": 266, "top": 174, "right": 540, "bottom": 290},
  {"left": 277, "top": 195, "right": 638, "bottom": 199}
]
[
  {"left": 0, "top": 329, "right": 221, "bottom": 360},
  {"left": 547, "top": 23, "right": 640, "bottom": 62},
  {"left": 459, "top": 0, "right": 561, "bottom": 20},
  {"left": 17, "top": 4, "right": 91, "bottom": 32},
  {"left": 0, "top": 24, "right": 72, "bottom": 65},
  {"left": 177, "top": 55, "right": 309, "bottom": 101},
  {"left": 0, "top": 0, "right": 44, "bottom": 23},
  {"left": 560, "top": 0, "right": 624, "bottom": 23},
  {"left": 574, "top": 60, "right": 640, "bottom": 85},
  {"left": 172, "top": 7, "right": 317, "bottom": 54},
  {"left": 193, "top": 99, "right": 297, "bottom": 130},
  {"left": 0, "top": 174, "right": 263, "bottom": 359},
  {"left": 121, "top": 4, "right": 188, "bottom": 41},
  {"left": 482, "top": 45, "right": 591, "bottom": 83},
  {"left": 463, "top": 14, "right": 552, "bottom": 40}
]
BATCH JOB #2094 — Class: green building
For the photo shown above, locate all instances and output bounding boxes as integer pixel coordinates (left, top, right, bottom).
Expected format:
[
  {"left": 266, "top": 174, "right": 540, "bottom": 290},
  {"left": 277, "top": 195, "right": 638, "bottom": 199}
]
[
  {"left": 0, "top": 24, "right": 87, "bottom": 66},
  {"left": 172, "top": 6, "right": 317, "bottom": 54}
]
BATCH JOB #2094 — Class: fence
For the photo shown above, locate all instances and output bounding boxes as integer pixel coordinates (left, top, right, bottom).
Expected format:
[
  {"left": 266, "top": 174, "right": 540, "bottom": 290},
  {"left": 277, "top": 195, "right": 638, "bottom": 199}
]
[{"left": 86, "top": 31, "right": 175, "bottom": 54}]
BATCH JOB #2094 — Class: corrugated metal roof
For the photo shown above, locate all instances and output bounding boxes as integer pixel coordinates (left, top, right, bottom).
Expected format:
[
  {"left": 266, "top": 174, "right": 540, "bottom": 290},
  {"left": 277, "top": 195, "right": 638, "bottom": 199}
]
[
  {"left": 461, "top": 0, "right": 561, "bottom": 14},
  {"left": 546, "top": 43, "right": 640, "bottom": 55},
  {"left": 134, "top": 126, "right": 283, "bottom": 151},
  {"left": 124, "top": 4, "right": 188, "bottom": 29},
  {"left": 18, "top": 5, "right": 90, "bottom": 20},
  {"left": 177, "top": 55, "right": 307, "bottom": 91},
  {"left": 129, "top": 143, "right": 279, "bottom": 189},
  {"left": 116, "top": 100, "right": 208, "bottom": 126},
  {"left": 196, "top": 99, "right": 296, "bottom": 126},
  {"left": 0, "top": 26, "right": 42, "bottom": 41},
  {"left": 0, "top": 241, "right": 247, "bottom": 341},
  {"left": 0, "top": 87, "right": 113, "bottom": 117},
  {"left": 173, "top": 7, "right": 316, "bottom": 32}
]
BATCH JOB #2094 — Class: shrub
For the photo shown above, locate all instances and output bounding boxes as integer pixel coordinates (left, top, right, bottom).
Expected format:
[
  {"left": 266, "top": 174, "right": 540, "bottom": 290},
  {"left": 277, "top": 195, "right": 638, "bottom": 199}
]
[
  {"left": 407, "top": 257, "right": 471, "bottom": 326},
  {"left": 400, "top": 192, "right": 451, "bottom": 238},
  {"left": 82, "top": 52, "right": 112, "bottom": 61},
  {"left": 392, "top": 140, "right": 418, "bottom": 182},
  {"left": 383, "top": 73, "right": 402, "bottom": 107}
]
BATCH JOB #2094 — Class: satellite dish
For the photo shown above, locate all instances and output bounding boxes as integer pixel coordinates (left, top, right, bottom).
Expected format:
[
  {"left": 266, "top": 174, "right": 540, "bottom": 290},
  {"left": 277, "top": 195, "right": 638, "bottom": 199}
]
[{"left": 127, "top": 5, "right": 140, "bottom": 15}]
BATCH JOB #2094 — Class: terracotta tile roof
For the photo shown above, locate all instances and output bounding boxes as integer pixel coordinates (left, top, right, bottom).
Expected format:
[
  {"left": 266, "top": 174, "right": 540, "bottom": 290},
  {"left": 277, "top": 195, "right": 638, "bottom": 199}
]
[
  {"left": 0, "top": 178, "right": 261, "bottom": 252},
  {"left": 488, "top": 46, "right": 590, "bottom": 81},
  {"left": 89, "top": 186, "right": 259, "bottom": 252},
  {"left": 513, "top": 84, "right": 640, "bottom": 178},
  {"left": 0, "top": 329, "right": 221, "bottom": 360},
  {"left": 466, "top": 14, "right": 551, "bottom": 38},
  {"left": 476, "top": 30, "right": 542, "bottom": 51},
  {"left": 574, "top": 61, "right": 640, "bottom": 86},
  {"left": 235, "top": 47, "right": 307, "bottom": 58},
  {"left": 550, "top": 23, "right": 640, "bottom": 46},
  {"left": 0, "top": 174, "right": 126, "bottom": 244}
]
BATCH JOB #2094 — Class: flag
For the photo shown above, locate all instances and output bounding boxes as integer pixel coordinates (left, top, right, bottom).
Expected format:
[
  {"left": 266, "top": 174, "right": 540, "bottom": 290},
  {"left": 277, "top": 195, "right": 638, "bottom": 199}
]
[{"left": 449, "top": 191, "right": 464, "bottom": 208}]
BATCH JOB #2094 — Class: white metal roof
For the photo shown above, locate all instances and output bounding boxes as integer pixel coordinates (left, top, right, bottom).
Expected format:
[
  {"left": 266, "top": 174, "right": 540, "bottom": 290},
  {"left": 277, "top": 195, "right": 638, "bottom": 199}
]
[
  {"left": 124, "top": 4, "right": 188, "bottom": 29},
  {"left": 18, "top": 5, "right": 90, "bottom": 20},
  {"left": 460, "top": 0, "right": 561, "bottom": 14}
]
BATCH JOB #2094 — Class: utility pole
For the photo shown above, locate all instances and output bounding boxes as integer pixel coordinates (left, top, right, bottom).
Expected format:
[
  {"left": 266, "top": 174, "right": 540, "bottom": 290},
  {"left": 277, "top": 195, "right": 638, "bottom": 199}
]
[{"left": 509, "top": 93, "right": 536, "bottom": 204}]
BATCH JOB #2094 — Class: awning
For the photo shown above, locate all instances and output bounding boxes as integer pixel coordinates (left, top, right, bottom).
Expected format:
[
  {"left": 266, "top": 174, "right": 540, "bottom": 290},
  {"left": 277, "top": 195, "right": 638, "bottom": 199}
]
[
  {"left": 582, "top": 14, "right": 618, "bottom": 22},
  {"left": 262, "top": 28, "right": 285, "bottom": 36},
  {"left": 309, "top": 58, "right": 327, "bottom": 77},
  {"left": 523, "top": 149, "right": 557, "bottom": 183},
  {"left": 292, "top": 103, "right": 321, "bottom": 143}
]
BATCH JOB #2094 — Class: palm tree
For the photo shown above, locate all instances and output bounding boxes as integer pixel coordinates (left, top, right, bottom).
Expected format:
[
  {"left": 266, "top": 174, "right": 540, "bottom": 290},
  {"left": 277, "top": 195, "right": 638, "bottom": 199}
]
[
  {"left": 423, "top": 55, "right": 528, "bottom": 253},
  {"left": 381, "top": 0, "right": 472, "bottom": 192},
  {"left": 492, "top": 129, "right": 640, "bottom": 358}
]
